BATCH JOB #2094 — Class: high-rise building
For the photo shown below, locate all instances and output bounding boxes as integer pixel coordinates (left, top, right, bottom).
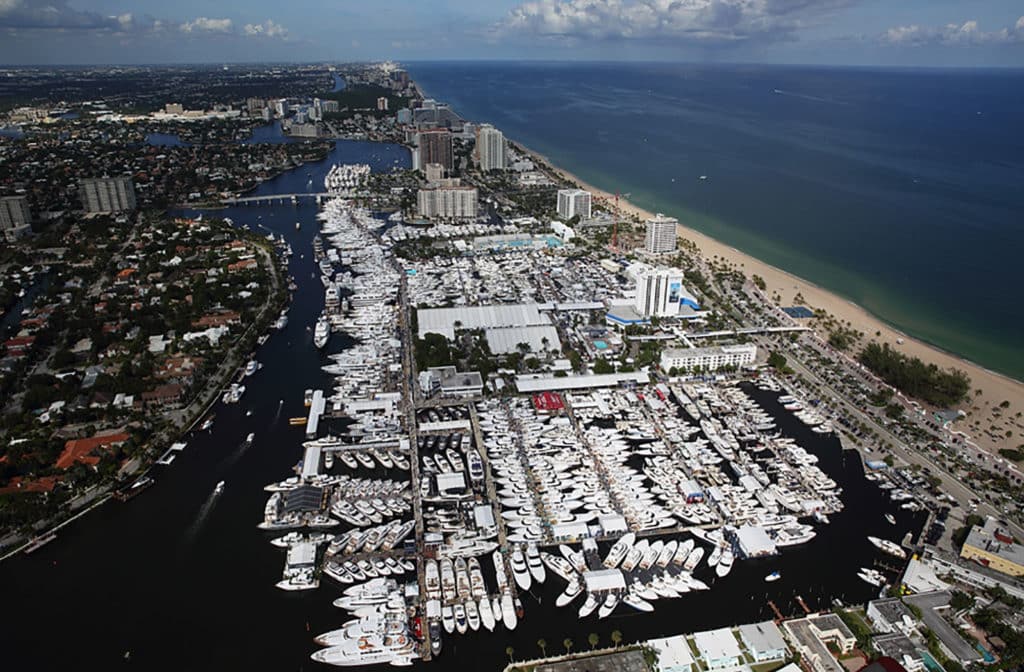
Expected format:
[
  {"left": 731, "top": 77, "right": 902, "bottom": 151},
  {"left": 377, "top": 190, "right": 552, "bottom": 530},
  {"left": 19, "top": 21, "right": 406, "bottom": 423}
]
[
  {"left": 417, "top": 185, "right": 478, "bottom": 220},
  {"left": 0, "top": 195, "right": 32, "bottom": 242},
  {"left": 396, "top": 108, "right": 412, "bottom": 125},
  {"left": 246, "top": 97, "right": 266, "bottom": 115},
  {"left": 633, "top": 265, "right": 699, "bottom": 318},
  {"left": 556, "top": 189, "right": 592, "bottom": 220},
  {"left": 79, "top": 177, "right": 137, "bottom": 214},
  {"left": 475, "top": 124, "right": 507, "bottom": 171},
  {"left": 645, "top": 214, "right": 678, "bottom": 254},
  {"left": 273, "top": 99, "right": 289, "bottom": 117},
  {"left": 321, "top": 100, "right": 339, "bottom": 114},
  {"left": 415, "top": 129, "right": 453, "bottom": 171},
  {"left": 376, "top": 97, "right": 389, "bottom": 111}
]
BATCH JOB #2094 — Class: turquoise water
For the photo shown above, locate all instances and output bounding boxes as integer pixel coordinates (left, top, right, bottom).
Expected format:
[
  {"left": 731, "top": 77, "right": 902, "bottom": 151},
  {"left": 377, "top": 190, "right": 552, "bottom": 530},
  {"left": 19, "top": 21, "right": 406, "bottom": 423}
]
[{"left": 410, "top": 62, "right": 1024, "bottom": 382}]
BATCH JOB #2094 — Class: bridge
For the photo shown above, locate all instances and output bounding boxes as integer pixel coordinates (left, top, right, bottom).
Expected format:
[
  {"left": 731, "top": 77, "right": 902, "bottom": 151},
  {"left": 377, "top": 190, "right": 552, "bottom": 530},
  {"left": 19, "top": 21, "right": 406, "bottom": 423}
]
[
  {"left": 221, "top": 192, "right": 330, "bottom": 206},
  {"left": 685, "top": 326, "right": 811, "bottom": 339}
]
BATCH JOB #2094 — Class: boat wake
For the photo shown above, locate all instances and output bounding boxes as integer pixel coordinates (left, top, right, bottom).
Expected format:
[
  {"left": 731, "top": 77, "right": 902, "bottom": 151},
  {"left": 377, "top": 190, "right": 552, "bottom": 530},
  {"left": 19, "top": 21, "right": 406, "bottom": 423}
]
[
  {"left": 183, "top": 489, "right": 220, "bottom": 545},
  {"left": 220, "top": 434, "right": 255, "bottom": 469}
]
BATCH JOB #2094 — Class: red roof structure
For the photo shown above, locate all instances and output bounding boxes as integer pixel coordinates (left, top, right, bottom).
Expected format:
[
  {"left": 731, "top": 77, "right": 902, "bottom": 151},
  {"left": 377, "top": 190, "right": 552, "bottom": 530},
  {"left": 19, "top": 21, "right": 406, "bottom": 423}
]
[
  {"left": 532, "top": 392, "right": 565, "bottom": 413},
  {"left": 56, "top": 432, "right": 129, "bottom": 470}
]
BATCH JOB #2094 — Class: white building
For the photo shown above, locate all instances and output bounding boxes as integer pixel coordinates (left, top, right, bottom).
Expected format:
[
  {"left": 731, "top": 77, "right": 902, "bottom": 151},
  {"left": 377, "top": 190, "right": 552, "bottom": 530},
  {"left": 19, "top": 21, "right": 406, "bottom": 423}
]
[
  {"left": 550, "top": 220, "right": 576, "bottom": 242},
  {"left": 634, "top": 265, "right": 699, "bottom": 318},
  {"left": 0, "top": 195, "right": 32, "bottom": 242},
  {"left": 416, "top": 185, "right": 478, "bottom": 220},
  {"left": 693, "top": 628, "right": 744, "bottom": 669},
  {"left": 661, "top": 344, "right": 757, "bottom": 372},
  {"left": 475, "top": 124, "right": 507, "bottom": 171},
  {"left": 556, "top": 189, "right": 592, "bottom": 220},
  {"left": 645, "top": 213, "right": 678, "bottom": 254},
  {"left": 79, "top": 176, "right": 136, "bottom": 214}
]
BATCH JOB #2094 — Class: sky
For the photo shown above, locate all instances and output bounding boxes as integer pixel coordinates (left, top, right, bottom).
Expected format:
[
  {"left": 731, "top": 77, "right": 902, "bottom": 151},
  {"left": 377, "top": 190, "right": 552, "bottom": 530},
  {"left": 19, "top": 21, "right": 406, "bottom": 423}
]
[{"left": 0, "top": 0, "right": 1023, "bottom": 67}]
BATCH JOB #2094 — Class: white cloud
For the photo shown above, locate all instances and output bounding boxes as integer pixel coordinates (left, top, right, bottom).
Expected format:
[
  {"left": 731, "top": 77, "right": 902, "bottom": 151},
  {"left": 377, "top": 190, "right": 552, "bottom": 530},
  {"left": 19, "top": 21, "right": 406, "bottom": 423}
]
[
  {"left": 180, "top": 17, "right": 233, "bottom": 34},
  {"left": 496, "top": 0, "right": 857, "bottom": 45},
  {"left": 243, "top": 19, "right": 288, "bottom": 38},
  {"left": 883, "top": 16, "right": 1024, "bottom": 46}
]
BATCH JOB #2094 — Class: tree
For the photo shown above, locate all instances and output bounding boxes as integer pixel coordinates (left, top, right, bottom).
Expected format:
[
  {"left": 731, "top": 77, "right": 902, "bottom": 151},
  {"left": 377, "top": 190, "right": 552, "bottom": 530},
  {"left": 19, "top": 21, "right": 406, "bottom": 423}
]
[
  {"left": 588, "top": 632, "right": 599, "bottom": 649},
  {"left": 537, "top": 638, "right": 547, "bottom": 657},
  {"left": 611, "top": 630, "right": 623, "bottom": 647},
  {"left": 563, "top": 638, "right": 573, "bottom": 654}
]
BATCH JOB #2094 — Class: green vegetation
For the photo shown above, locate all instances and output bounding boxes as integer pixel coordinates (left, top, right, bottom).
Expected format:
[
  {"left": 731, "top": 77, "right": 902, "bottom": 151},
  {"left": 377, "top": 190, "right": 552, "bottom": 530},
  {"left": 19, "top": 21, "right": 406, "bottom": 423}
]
[
  {"left": 999, "top": 448, "right": 1024, "bottom": 463},
  {"left": 950, "top": 590, "right": 975, "bottom": 611},
  {"left": 837, "top": 609, "right": 874, "bottom": 653},
  {"left": 752, "top": 274, "right": 766, "bottom": 291},
  {"left": 321, "top": 84, "right": 405, "bottom": 120},
  {"left": 767, "top": 351, "right": 791, "bottom": 373},
  {"left": 413, "top": 332, "right": 452, "bottom": 371},
  {"left": 858, "top": 342, "right": 970, "bottom": 407},
  {"left": 951, "top": 514, "right": 985, "bottom": 547}
]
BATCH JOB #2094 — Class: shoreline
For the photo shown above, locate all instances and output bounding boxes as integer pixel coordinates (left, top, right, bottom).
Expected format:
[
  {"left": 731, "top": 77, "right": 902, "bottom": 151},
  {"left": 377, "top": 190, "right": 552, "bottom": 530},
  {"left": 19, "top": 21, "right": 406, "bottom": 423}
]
[{"left": 514, "top": 141, "right": 1024, "bottom": 454}]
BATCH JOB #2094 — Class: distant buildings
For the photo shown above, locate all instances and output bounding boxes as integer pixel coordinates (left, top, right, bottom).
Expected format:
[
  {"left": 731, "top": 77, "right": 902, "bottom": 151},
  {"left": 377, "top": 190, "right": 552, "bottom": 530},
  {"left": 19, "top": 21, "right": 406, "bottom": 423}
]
[
  {"left": 412, "top": 99, "right": 462, "bottom": 130},
  {"left": 414, "top": 129, "right": 453, "bottom": 172},
  {"left": 645, "top": 213, "right": 678, "bottom": 254},
  {"left": 321, "top": 100, "right": 340, "bottom": 114},
  {"left": 416, "top": 183, "right": 478, "bottom": 220},
  {"left": 376, "top": 97, "right": 389, "bottom": 111},
  {"left": 661, "top": 344, "right": 757, "bottom": 372},
  {"left": 557, "top": 189, "right": 592, "bottom": 220},
  {"left": 246, "top": 97, "right": 266, "bottom": 115},
  {"left": 632, "top": 264, "right": 699, "bottom": 318},
  {"left": 164, "top": 103, "right": 184, "bottom": 115},
  {"left": 79, "top": 177, "right": 136, "bottom": 214},
  {"left": 960, "top": 516, "right": 1024, "bottom": 576},
  {"left": 396, "top": 108, "right": 412, "bottom": 125},
  {"left": 475, "top": 124, "right": 507, "bottom": 171},
  {"left": 0, "top": 195, "right": 32, "bottom": 242}
]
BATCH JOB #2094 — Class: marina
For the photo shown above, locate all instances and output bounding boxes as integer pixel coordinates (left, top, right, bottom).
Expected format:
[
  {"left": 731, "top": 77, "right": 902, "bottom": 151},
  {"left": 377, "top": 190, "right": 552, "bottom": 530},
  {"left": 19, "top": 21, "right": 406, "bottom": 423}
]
[{"left": 0, "top": 140, "right": 931, "bottom": 671}]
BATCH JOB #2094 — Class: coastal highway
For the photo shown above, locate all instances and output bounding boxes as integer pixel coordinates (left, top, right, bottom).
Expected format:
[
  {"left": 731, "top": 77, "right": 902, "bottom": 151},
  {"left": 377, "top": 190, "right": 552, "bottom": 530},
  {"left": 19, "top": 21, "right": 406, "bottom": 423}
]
[{"left": 770, "top": 336, "right": 1024, "bottom": 540}]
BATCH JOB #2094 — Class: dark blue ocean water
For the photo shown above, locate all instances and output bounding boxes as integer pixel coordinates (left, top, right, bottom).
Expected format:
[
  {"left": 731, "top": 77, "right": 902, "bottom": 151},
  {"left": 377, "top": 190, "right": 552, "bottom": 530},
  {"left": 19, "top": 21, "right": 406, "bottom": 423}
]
[{"left": 410, "top": 62, "right": 1024, "bottom": 382}]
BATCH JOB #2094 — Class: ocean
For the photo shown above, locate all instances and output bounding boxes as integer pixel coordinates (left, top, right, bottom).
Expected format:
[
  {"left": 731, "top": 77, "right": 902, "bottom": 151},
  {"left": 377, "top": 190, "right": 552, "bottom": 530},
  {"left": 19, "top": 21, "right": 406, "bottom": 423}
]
[{"left": 409, "top": 61, "right": 1024, "bottom": 382}]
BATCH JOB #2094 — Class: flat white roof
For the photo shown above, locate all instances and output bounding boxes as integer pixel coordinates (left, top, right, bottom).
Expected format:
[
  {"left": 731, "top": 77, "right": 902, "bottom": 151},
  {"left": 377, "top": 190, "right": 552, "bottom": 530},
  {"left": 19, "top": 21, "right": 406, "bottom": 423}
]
[
  {"left": 693, "top": 627, "right": 742, "bottom": 662},
  {"left": 734, "top": 525, "right": 777, "bottom": 556},
  {"left": 474, "top": 504, "right": 495, "bottom": 528},
  {"left": 650, "top": 635, "right": 695, "bottom": 672},
  {"left": 436, "top": 472, "right": 466, "bottom": 492},
  {"left": 484, "top": 325, "right": 561, "bottom": 354},
  {"left": 582, "top": 568, "right": 626, "bottom": 592},
  {"left": 738, "top": 621, "right": 788, "bottom": 654},
  {"left": 418, "top": 303, "right": 550, "bottom": 340},
  {"left": 287, "top": 541, "right": 317, "bottom": 567},
  {"left": 301, "top": 445, "right": 322, "bottom": 480},
  {"left": 515, "top": 371, "right": 649, "bottom": 392},
  {"left": 419, "top": 419, "right": 471, "bottom": 433}
]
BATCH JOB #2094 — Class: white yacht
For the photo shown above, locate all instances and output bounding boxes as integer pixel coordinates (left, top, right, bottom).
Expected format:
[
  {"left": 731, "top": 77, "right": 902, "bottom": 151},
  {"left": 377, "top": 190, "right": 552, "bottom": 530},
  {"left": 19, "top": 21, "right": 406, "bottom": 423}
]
[{"left": 314, "top": 315, "right": 331, "bottom": 350}]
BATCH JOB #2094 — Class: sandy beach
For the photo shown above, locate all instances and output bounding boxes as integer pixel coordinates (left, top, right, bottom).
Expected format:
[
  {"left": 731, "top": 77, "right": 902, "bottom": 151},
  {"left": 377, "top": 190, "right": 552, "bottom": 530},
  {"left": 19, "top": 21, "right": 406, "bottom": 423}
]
[{"left": 519, "top": 144, "right": 1024, "bottom": 456}]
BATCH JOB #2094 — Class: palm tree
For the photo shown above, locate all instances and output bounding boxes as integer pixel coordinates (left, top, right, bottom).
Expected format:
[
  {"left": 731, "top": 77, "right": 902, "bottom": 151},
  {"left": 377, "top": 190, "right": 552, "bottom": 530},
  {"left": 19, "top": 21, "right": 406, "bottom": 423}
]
[
  {"left": 588, "top": 632, "right": 599, "bottom": 649},
  {"left": 611, "top": 630, "right": 623, "bottom": 647},
  {"left": 537, "top": 638, "right": 547, "bottom": 657},
  {"left": 563, "top": 638, "right": 573, "bottom": 654},
  {"left": 505, "top": 646, "right": 514, "bottom": 662}
]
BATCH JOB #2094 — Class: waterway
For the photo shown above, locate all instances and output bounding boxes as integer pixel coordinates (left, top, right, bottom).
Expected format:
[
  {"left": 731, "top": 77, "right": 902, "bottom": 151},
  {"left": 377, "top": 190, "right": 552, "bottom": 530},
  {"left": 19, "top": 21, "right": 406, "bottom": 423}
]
[{"left": 0, "top": 134, "right": 923, "bottom": 670}]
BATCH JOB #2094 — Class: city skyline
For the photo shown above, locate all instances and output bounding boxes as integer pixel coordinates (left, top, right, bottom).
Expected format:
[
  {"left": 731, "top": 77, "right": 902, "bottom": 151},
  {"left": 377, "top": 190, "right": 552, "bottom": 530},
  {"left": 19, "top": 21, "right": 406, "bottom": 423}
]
[{"left": 0, "top": 0, "right": 1023, "bottom": 67}]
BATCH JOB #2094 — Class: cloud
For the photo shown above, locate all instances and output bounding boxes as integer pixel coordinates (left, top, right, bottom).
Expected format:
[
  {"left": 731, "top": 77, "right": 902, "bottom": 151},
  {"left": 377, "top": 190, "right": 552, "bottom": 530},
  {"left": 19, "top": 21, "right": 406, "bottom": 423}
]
[
  {"left": 495, "top": 0, "right": 858, "bottom": 45},
  {"left": 883, "top": 16, "right": 1024, "bottom": 46},
  {"left": 0, "top": 0, "right": 125, "bottom": 30},
  {"left": 180, "top": 17, "right": 233, "bottom": 34},
  {"left": 243, "top": 19, "right": 288, "bottom": 38}
]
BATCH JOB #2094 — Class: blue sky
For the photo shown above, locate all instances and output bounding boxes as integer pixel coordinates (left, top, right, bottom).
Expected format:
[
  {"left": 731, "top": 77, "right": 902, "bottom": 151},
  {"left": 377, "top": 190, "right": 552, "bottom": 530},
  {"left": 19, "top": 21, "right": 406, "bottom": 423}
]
[{"left": 0, "top": 0, "right": 1022, "bottom": 66}]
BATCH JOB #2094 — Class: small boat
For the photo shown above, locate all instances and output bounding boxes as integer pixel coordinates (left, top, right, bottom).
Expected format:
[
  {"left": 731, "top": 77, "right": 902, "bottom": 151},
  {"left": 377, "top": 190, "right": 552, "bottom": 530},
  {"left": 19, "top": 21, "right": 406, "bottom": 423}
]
[
  {"left": 244, "top": 432, "right": 255, "bottom": 445},
  {"left": 556, "top": 580, "right": 583, "bottom": 607},
  {"left": 453, "top": 602, "right": 468, "bottom": 635},
  {"left": 295, "top": 221, "right": 301, "bottom": 230},
  {"left": 885, "top": 513, "right": 896, "bottom": 525},
  {"left": 214, "top": 480, "right": 225, "bottom": 495},
  {"left": 765, "top": 571, "right": 781, "bottom": 583}
]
